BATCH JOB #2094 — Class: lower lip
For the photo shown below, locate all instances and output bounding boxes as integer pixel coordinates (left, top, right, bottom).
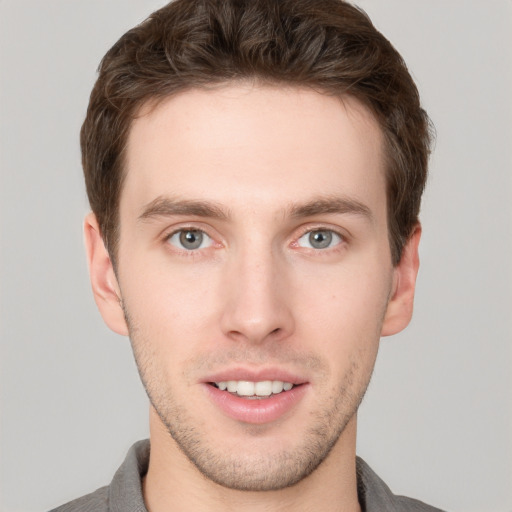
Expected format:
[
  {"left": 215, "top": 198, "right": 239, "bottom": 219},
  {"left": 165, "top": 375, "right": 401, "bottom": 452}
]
[{"left": 203, "top": 383, "right": 309, "bottom": 424}]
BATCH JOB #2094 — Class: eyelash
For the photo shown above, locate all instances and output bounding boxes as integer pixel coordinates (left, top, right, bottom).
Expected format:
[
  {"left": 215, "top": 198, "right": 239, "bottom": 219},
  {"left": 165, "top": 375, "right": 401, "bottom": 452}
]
[
  {"left": 293, "top": 227, "right": 346, "bottom": 252},
  {"left": 163, "top": 227, "right": 216, "bottom": 254},
  {"left": 162, "top": 225, "right": 347, "bottom": 254}
]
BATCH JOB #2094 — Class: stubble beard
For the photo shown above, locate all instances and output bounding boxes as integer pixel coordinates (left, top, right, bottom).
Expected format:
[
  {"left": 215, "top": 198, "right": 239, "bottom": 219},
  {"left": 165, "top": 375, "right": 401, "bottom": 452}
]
[
  {"left": 124, "top": 310, "right": 377, "bottom": 492},
  {"left": 155, "top": 377, "right": 367, "bottom": 492}
]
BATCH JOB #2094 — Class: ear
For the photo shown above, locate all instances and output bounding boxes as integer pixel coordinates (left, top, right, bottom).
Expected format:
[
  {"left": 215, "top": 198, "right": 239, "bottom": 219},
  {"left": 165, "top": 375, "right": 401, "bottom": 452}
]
[
  {"left": 381, "top": 224, "right": 421, "bottom": 337},
  {"left": 84, "top": 212, "right": 129, "bottom": 336}
]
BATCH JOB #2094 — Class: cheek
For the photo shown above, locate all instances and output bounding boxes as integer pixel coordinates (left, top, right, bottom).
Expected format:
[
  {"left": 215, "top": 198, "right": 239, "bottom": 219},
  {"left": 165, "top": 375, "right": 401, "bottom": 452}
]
[
  {"left": 119, "top": 257, "right": 222, "bottom": 346},
  {"left": 294, "top": 261, "right": 392, "bottom": 326},
  {"left": 291, "top": 259, "right": 391, "bottom": 363}
]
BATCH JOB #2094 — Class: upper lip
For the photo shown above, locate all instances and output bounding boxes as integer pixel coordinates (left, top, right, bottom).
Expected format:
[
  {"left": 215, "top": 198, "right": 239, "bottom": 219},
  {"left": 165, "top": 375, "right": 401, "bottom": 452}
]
[{"left": 201, "top": 367, "right": 308, "bottom": 385}]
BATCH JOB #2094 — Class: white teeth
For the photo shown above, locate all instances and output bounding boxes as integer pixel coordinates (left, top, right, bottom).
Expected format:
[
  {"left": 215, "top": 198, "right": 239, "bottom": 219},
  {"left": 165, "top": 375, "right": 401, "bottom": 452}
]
[
  {"left": 237, "top": 381, "right": 255, "bottom": 396},
  {"left": 214, "top": 380, "right": 294, "bottom": 397},
  {"left": 255, "top": 381, "right": 272, "bottom": 396},
  {"left": 271, "top": 381, "right": 284, "bottom": 394}
]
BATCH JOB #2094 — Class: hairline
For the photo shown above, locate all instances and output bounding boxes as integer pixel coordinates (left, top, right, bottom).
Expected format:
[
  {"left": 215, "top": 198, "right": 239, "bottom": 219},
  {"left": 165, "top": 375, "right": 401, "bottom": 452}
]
[{"left": 107, "top": 80, "right": 399, "bottom": 268}]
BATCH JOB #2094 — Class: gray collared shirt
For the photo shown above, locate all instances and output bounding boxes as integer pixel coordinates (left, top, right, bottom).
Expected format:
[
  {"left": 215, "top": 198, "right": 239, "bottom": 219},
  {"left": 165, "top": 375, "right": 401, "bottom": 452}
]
[{"left": 49, "top": 440, "right": 445, "bottom": 512}]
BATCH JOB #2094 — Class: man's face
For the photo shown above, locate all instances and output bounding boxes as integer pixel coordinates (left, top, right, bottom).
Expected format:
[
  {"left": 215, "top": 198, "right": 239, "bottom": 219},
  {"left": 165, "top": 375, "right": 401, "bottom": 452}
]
[{"left": 89, "top": 84, "right": 418, "bottom": 491}]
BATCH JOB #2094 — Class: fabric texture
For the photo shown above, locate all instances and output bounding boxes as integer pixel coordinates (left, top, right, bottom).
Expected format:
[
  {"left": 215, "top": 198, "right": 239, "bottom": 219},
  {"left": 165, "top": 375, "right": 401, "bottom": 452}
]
[{"left": 49, "top": 440, "right": 445, "bottom": 512}]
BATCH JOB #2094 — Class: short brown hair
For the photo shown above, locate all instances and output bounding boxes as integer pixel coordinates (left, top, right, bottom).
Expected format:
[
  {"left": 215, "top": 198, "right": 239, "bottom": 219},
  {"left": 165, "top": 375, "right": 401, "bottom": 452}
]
[{"left": 81, "top": 0, "right": 433, "bottom": 265}]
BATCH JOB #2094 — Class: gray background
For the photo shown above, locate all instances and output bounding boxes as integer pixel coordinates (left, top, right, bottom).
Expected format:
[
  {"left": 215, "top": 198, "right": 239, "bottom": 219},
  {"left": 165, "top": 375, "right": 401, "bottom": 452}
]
[{"left": 1, "top": 1, "right": 511, "bottom": 511}]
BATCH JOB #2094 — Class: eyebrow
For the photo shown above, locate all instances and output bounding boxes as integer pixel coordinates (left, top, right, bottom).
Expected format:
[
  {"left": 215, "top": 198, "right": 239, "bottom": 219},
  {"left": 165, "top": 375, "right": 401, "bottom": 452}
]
[
  {"left": 138, "top": 195, "right": 373, "bottom": 223},
  {"left": 138, "top": 196, "right": 230, "bottom": 222},
  {"left": 289, "top": 196, "right": 374, "bottom": 222}
]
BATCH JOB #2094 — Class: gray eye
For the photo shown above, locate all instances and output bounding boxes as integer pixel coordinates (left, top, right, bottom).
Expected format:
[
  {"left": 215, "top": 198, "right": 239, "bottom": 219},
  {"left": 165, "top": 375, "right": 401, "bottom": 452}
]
[
  {"left": 168, "top": 230, "right": 212, "bottom": 250},
  {"left": 309, "top": 231, "right": 332, "bottom": 249},
  {"left": 180, "top": 230, "right": 203, "bottom": 249},
  {"left": 297, "top": 230, "right": 341, "bottom": 249}
]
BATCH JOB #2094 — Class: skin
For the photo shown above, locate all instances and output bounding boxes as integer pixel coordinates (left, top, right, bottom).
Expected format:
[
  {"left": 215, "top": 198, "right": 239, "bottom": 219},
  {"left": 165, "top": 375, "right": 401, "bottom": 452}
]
[{"left": 85, "top": 84, "right": 421, "bottom": 512}]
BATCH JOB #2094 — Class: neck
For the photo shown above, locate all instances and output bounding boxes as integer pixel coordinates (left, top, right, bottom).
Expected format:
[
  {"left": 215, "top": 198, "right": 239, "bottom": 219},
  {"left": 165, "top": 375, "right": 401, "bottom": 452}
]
[{"left": 143, "top": 407, "right": 361, "bottom": 512}]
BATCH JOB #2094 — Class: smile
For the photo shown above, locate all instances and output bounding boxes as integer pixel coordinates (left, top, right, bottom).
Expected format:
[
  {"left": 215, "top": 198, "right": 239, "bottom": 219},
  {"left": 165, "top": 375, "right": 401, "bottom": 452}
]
[
  {"left": 205, "top": 378, "right": 308, "bottom": 424},
  {"left": 213, "top": 380, "right": 295, "bottom": 397}
]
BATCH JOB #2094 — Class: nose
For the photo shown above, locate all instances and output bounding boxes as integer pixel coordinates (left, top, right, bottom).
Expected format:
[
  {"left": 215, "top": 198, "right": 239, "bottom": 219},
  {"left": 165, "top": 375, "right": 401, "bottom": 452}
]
[{"left": 219, "top": 245, "right": 295, "bottom": 345}]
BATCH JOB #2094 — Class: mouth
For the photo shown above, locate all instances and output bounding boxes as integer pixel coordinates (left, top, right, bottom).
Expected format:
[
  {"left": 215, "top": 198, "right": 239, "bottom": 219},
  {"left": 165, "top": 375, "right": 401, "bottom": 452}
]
[
  {"left": 210, "top": 380, "right": 298, "bottom": 399},
  {"left": 203, "top": 373, "right": 309, "bottom": 424}
]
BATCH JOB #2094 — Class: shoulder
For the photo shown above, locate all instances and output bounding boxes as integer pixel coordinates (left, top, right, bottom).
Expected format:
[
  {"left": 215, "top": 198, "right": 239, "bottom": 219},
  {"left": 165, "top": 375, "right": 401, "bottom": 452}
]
[
  {"left": 356, "top": 457, "right": 446, "bottom": 512},
  {"left": 393, "top": 494, "right": 446, "bottom": 512},
  {"left": 48, "top": 485, "right": 109, "bottom": 512},
  {"left": 48, "top": 440, "right": 150, "bottom": 512}
]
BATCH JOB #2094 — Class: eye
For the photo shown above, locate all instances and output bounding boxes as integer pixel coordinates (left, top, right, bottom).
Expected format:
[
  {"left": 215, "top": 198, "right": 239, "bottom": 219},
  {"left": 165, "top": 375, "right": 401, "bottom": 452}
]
[
  {"left": 297, "top": 229, "right": 342, "bottom": 250},
  {"left": 167, "top": 229, "right": 213, "bottom": 250}
]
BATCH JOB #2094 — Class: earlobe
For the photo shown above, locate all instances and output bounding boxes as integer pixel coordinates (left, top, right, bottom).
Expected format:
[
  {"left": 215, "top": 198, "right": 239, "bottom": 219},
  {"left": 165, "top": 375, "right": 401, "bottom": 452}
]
[
  {"left": 84, "top": 213, "right": 129, "bottom": 336},
  {"left": 381, "top": 224, "right": 421, "bottom": 337}
]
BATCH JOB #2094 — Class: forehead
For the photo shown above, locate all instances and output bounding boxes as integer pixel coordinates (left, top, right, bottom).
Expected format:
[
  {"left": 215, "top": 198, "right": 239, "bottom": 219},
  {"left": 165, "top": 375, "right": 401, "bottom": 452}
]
[{"left": 122, "top": 84, "right": 386, "bottom": 218}]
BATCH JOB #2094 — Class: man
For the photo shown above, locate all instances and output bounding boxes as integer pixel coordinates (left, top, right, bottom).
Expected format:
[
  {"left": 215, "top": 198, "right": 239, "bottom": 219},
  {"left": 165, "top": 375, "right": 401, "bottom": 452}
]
[{"left": 52, "top": 0, "right": 442, "bottom": 510}]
